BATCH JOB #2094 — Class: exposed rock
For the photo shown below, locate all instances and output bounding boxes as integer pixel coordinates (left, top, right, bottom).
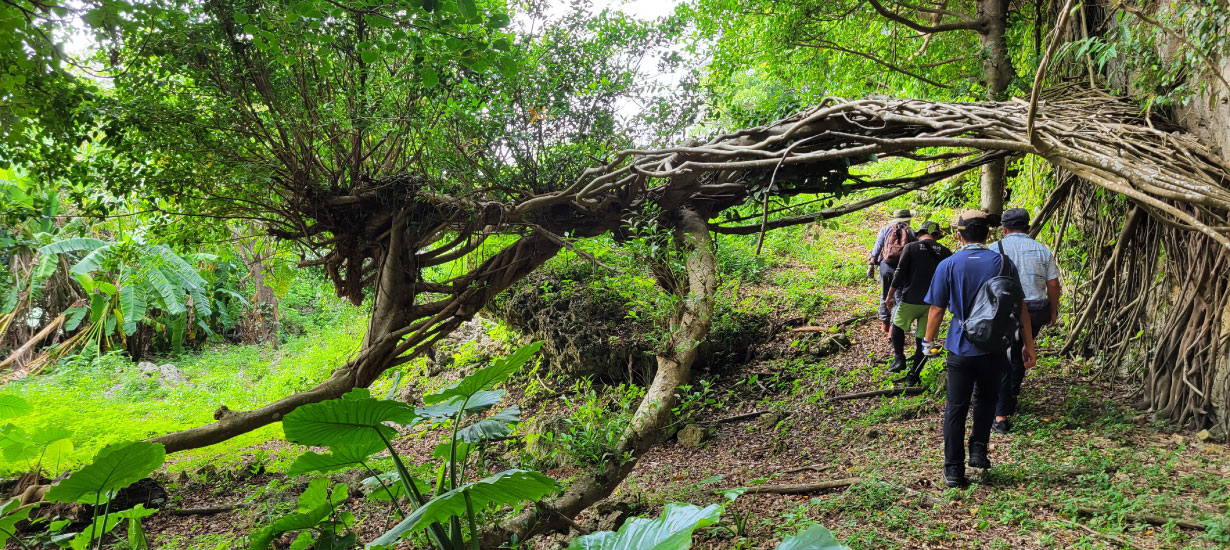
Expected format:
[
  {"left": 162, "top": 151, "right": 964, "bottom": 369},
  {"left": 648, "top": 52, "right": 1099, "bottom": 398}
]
[
  {"left": 677, "top": 424, "right": 706, "bottom": 448},
  {"left": 137, "top": 361, "right": 188, "bottom": 386},
  {"left": 757, "top": 412, "right": 783, "bottom": 430},
  {"left": 1196, "top": 429, "right": 1212, "bottom": 441},
  {"left": 807, "top": 333, "right": 851, "bottom": 358}
]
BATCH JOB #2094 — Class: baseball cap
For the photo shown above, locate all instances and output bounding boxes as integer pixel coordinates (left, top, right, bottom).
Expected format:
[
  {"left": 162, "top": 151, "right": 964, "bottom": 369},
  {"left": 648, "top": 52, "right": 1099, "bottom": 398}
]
[
  {"left": 917, "top": 220, "right": 943, "bottom": 237},
  {"left": 1001, "top": 208, "right": 1030, "bottom": 229},
  {"left": 955, "top": 209, "right": 989, "bottom": 230}
]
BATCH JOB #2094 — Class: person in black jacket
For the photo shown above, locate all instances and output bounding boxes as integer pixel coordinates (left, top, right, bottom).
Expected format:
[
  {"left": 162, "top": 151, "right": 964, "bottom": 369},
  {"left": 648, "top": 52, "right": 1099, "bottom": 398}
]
[{"left": 885, "top": 221, "right": 952, "bottom": 385}]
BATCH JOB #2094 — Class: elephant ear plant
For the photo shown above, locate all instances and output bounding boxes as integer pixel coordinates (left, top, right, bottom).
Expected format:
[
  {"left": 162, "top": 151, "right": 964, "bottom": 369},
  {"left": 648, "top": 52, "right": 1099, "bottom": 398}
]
[
  {"left": 268, "top": 342, "right": 556, "bottom": 550},
  {"left": 42, "top": 441, "right": 166, "bottom": 550}
]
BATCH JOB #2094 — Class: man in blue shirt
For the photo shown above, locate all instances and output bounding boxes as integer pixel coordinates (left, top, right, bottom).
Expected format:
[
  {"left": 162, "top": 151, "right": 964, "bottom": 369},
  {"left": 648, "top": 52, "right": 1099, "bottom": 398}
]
[
  {"left": 991, "top": 208, "right": 1062, "bottom": 434},
  {"left": 868, "top": 209, "right": 916, "bottom": 331},
  {"left": 923, "top": 210, "right": 1037, "bottom": 488}
]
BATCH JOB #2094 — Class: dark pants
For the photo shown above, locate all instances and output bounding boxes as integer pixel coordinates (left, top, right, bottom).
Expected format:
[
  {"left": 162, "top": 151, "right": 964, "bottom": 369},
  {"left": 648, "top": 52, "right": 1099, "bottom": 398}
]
[
  {"left": 877, "top": 262, "right": 895, "bottom": 322},
  {"left": 997, "top": 301, "right": 1051, "bottom": 417},
  {"left": 944, "top": 353, "right": 1007, "bottom": 468}
]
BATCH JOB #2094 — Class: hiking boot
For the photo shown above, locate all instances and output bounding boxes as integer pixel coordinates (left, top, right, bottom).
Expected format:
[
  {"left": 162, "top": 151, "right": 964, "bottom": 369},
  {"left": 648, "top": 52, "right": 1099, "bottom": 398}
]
[
  {"left": 943, "top": 466, "right": 968, "bottom": 488},
  {"left": 992, "top": 418, "right": 1012, "bottom": 435},
  {"left": 888, "top": 356, "right": 908, "bottom": 373},
  {"left": 894, "top": 373, "right": 920, "bottom": 387},
  {"left": 968, "top": 443, "right": 991, "bottom": 469}
]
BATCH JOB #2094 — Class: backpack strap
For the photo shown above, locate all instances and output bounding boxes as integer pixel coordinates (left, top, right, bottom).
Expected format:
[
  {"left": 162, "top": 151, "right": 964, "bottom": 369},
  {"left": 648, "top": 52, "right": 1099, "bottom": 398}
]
[{"left": 997, "top": 241, "right": 1009, "bottom": 277}]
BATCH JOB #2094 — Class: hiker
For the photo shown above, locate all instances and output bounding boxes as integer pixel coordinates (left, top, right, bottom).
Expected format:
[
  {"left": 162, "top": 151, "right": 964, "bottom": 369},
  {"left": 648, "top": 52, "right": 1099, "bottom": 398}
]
[
  {"left": 922, "top": 210, "right": 1037, "bottom": 488},
  {"left": 884, "top": 221, "right": 952, "bottom": 386},
  {"left": 867, "top": 209, "right": 916, "bottom": 332},
  {"left": 990, "top": 208, "right": 1061, "bottom": 434}
]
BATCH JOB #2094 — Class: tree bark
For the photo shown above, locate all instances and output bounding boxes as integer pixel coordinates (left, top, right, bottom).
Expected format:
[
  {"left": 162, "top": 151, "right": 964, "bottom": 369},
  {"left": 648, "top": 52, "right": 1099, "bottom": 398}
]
[
  {"left": 485, "top": 208, "right": 718, "bottom": 547},
  {"left": 977, "top": 0, "right": 1016, "bottom": 215}
]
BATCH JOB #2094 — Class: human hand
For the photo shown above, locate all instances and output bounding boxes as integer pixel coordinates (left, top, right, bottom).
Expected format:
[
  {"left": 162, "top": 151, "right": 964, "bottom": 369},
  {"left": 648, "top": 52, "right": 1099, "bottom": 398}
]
[
  {"left": 1023, "top": 343, "right": 1037, "bottom": 369},
  {"left": 922, "top": 340, "right": 942, "bottom": 357},
  {"left": 867, "top": 263, "right": 876, "bottom": 279},
  {"left": 1050, "top": 310, "right": 1059, "bottom": 326}
]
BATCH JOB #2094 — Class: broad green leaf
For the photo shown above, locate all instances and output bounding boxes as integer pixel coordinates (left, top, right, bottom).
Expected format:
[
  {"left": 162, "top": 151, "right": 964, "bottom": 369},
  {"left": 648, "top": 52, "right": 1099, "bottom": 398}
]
[
  {"left": 416, "top": 389, "right": 504, "bottom": 422},
  {"left": 0, "top": 395, "right": 32, "bottom": 419},
  {"left": 369, "top": 469, "right": 556, "bottom": 547},
  {"left": 188, "top": 284, "right": 211, "bottom": 318},
  {"left": 361, "top": 50, "right": 378, "bottom": 64},
  {"left": 286, "top": 441, "right": 383, "bottom": 476},
  {"left": 282, "top": 396, "right": 421, "bottom": 448},
  {"left": 362, "top": 471, "right": 428, "bottom": 502},
  {"left": 457, "top": 406, "right": 519, "bottom": 443},
  {"left": 88, "top": 292, "right": 108, "bottom": 324},
  {"left": 0, "top": 424, "right": 32, "bottom": 462},
  {"left": 457, "top": 0, "right": 477, "bottom": 19},
  {"left": 489, "top": 13, "right": 510, "bottom": 28},
  {"left": 42, "top": 438, "right": 74, "bottom": 469},
  {"left": 44, "top": 441, "right": 166, "bottom": 505},
  {"left": 38, "top": 238, "right": 107, "bottom": 255},
  {"left": 69, "top": 245, "right": 112, "bottom": 275},
  {"left": 31, "top": 426, "right": 71, "bottom": 445},
  {"left": 111, "top": 504, "right": 158, "bottom": 520},
  {"left": 143, "top": 269, "right": 185, "bottom": 315},
  {"left": 775, "top": 524, "right": 848, "bottom": 550},
  {"left": 64, "top": 307, "right": 88, "bottom": 331},
  {"left": 567, "top": 502, "right": 723, "bottom": 550},
  {"left": 423, "top": 342, "right": 541, "bottom": 404},
  {"left": 420, "top": 67, "right": 439, "bottom": 88},
  {"left": 0, "top": 497, "right": 34, "bottom": 547},
  {"left": 150, "top": 245, "right": 207, "bottom": 287},
  {"left": 233, "top": 12, "right": 249, "bottom": 24},
  {"left": 119, "top": 285, "right": 146, "bottom": 335}
]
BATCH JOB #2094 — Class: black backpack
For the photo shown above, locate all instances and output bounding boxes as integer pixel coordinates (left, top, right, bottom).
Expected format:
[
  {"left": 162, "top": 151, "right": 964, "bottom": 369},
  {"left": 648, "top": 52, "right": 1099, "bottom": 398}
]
[{"left": 961, "top": 243, "right": 1025, "bottom": 353}]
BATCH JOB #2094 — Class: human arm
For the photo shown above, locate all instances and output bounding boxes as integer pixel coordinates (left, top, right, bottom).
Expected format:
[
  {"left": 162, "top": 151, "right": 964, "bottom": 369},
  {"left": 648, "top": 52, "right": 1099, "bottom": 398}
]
[
  {"left": 1046, "top": 278, "right": 1061, "bottom": 325},
  {"left": 924, "top": 305, "right": 944, "bottom": 343},
  {"left": 869, "top": 226, "right": 887, "bottom": 263},
  {"left": 1020, "top": 301, "right": 1037, "bottom": 368}
]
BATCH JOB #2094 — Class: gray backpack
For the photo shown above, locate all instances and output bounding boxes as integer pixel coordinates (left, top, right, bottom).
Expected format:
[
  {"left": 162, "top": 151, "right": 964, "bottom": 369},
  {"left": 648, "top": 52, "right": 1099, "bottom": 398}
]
[{"left": 962, "top": 243, "right": 1024, "bottom": 353}]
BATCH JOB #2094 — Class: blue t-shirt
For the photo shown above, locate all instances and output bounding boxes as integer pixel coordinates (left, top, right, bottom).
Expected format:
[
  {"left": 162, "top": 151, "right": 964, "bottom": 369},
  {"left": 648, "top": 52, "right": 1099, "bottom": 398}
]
[{"left": 924, "top": 244, "right": 1021, "bottom": 357}]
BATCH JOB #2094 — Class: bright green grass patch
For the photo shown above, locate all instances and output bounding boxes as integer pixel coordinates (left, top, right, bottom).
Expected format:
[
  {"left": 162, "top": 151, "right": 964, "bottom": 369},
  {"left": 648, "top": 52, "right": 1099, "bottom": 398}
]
[{"left": 0, "top": 306, "right": 368, "bottom": 475}]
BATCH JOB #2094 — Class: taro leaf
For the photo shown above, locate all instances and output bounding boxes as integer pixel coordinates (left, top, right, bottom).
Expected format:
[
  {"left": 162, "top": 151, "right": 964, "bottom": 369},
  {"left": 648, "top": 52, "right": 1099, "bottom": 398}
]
[
  {"left": 566, "top": 502, "right": 723, "bottom": 550},
  {"left": 0, "top": 395, "right": 32, "bottom": 419},
  {"left": 42, "top": 438, "right": 74, "bottom": 469},
  {"left": 282, "top": 394, "right": 421, "bottom": 449},
  {"left": 250, "top": 480, "right": 346, "bottom": 550},
  {"left": 430, "top": 441, "right": 473, "bottom": 462},
  {"left": 31, "top": 426, "right": 72, "bottom": 445},
  {"left": 457, "top": 406, "right": 520, "bottom": 443},
  {"left": 45, "top": 441, "right": 166, "bottom": 505},
  {"left": 368, "top": 469, "right": 556, "bottom": 547},
  {"left": 416, "top": 389, "right": 504, "bottom": 422},
  {"left": 0, "top": 497, "right": 33, "bottom": 547},
  {"left": 423, "top": 342, "right": 541, "bottom": 404},
  {"left": 0, "top": 423, "right": 32, "bottom": 462},
  {"left": 775, "top": 524, "right": 848, "bottom": 550},
  {"left": 286, "top": 440, "right": 383, "bottom": 476}
]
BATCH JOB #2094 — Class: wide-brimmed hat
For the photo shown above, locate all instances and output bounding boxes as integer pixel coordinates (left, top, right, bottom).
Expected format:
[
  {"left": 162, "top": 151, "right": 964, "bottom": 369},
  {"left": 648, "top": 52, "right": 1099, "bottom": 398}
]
[{"left": 890, "top": 208, "right": 913, "bottom": 223}]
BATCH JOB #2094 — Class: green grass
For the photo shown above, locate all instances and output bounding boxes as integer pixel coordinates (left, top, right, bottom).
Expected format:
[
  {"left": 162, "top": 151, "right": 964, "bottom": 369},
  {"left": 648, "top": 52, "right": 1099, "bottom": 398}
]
[{"left": 0, "top": 304, "right": 368, "bottom": 475}]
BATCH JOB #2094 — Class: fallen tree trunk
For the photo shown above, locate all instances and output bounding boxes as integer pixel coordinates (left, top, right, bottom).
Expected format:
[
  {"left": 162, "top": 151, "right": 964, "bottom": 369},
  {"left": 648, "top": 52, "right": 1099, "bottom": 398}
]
[{"left": 727, "top": 477, "right": 861, "bottom": 495}]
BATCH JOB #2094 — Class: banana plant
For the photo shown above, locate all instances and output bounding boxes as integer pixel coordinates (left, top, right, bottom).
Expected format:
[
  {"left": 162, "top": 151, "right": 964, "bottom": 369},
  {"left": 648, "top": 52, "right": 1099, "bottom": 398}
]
[
  {"left": 272, "top": 342, "right": 554, "bottom": 550},
  {"left": 38, "top": 235, "right": 221, "bottom": 355}
]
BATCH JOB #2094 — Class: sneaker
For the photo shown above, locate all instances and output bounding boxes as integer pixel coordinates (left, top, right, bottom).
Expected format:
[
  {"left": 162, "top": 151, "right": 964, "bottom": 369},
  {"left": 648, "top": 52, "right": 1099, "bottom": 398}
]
[
  {"left": 888, "top": 356, "right": 908, "bottom": 373},
  {"left": 943, "top": 466, "right": 968, "bottom": 488},
  {"left": 992, "top": 418, "right": 1011, "bottom": 434}
]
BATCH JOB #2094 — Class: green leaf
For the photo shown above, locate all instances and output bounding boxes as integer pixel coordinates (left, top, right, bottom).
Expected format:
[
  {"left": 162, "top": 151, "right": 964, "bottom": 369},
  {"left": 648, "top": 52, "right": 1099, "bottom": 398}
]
[
  {"left": 457, "top": 406, "right": 519, "bottom": 443},
  {"left": 361, "top": 50, "right": 379, "bottom": 64},
  {"left": 362, "top": 471, "right": 429, "bottom": 502},
  {"left": 423, "top": 342, "right": 541, "bottom": 404},
  {"left": 567, "top": 502, "right": 723, "bottom": 550},
  {"left": 775, "top": 524, "right": 848, "bottom": 550},
  {"left": 369, "top": 469, "right": 556, "bottom": 546},
  {"left": 42, "top": 438, "right": 74, "bottom": 468},
  {"left": 69, "top": 244, "right": 112, "bottom": 275},
  {"left": 38, "top": 238, "right": 107, "bottom": 255},
  {"left": 64, "top": 307, "right": 88, "bottom": 331},
  {"left": 119, "top": 285, "right": 147, "bottom": 335},
  {"left": 282, "top": 395, "right": 421, "bottom": 449},
  {"left": 417, "top": 389, "right": 504, "bottom": 422},
  {"left": 489, "top": 13, "right": 511, "bottom": 28},
  {"left": 45, "top": 441, "right": 166, "bottom": 505},
  {"left": 250, "top": 479, "right": 347, "bottom": 550},
  {"left": 286, "top": 440, "right": 383, "bottom": 476},
  {"left": 0, "top": 395, "right": 32, "bottom": 420},
  {"left": 420, "top": 67, "right": 440, "bottom": 88},
  {"left": 143, "top": 269, "right": 185, "bottom": 315},
  {"left": 233, "top": 13, "right": 249, "bottom": 24},
  {"left": 0, "top": 498, "right": 34, "bottom": 548},
  {"left": 88, "top": 292, "right": 109, "bottom": 324},
  {"left": 457, "top": 0, "right": 477, "bottom": 19}
]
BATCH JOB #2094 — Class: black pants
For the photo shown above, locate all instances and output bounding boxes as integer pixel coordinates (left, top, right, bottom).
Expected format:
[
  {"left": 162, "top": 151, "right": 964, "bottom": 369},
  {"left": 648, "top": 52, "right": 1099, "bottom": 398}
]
[
  {"left": 877, "top": 262, "right": 895, "bottom": 322},
  {"left": 944, "top": 353, "right": 1007, "bottom": 468},
  {"left": 997, "top": 302, "right": 1051, "bottom": 417}
]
